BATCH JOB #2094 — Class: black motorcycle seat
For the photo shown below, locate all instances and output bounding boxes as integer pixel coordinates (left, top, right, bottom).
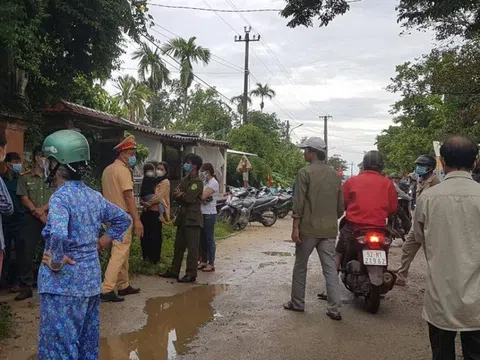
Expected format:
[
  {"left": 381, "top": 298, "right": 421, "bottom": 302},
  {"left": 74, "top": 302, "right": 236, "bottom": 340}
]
[
  {"left": 254, "top": 197, "right": 275, "bottom": 206},
  {"left": 241, "top": 198, "right": 255, "bottom": 208},
  {"left": 279, "top": 194, "right": 292, "bottom": 201}
]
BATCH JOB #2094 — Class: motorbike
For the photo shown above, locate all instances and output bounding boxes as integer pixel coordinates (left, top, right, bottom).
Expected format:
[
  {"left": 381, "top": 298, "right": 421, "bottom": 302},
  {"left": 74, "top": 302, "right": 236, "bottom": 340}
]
[
  {"left": 339, "top": 217, "right": 396, "bottom": 314},
  {"left": 391, "top": 187, "right": 412, "bottom": 240},
  {"left": 218, "top": 188, "right": 279, "bottom": 229},
  {"left": 274, "top": 192, "right": 293, "bottom": 218}
]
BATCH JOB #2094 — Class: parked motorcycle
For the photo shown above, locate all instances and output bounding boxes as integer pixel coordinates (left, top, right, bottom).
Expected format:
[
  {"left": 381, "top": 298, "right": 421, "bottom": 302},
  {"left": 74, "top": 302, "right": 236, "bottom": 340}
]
[
  {"left": 391, "top": 188, "right": 412, "bottom": 240},
  {"left": 339, "top": 217, "right": 396, "bottom": 314},
  {"left": 274, "top": 193, "right": 293, "bottom": 218}
]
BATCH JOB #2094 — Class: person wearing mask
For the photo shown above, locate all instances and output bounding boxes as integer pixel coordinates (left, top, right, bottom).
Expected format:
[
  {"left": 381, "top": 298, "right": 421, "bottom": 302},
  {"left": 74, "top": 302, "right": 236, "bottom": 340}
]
[
  {"left": 101, "top": 136, "right": 142, "bottom": 302},
  {"left": 160, "top": 155, "right": 203, "bottom": 283},
  {"left": 396, "top": 155, "right": 440, "bottom": 286},
  {"left": 198, "top": 163, "right": 219, "bottom": 273},
  {"left": 38, "top": 130, "right": 131, "bottom": 359},
  {"left": 15, "top": 147, "right": 53, "bottom": 300},
  {"left": 0, "top": 134, "right": 13, "bottom": 278},
  {"left": 2, "top": 152, "right": 25, "bottom": 289},
  {"left": 335, "top": 151, "right": 397, "bottom": 270},
  {"left": 414, "top": 136, "right": 480, "bottom": 360},
  {"left": 283, "top": 137, "right": 344, "bottom": 321},
  {"left": 140, "top": 162, "right": 171, "bottom": 264}
]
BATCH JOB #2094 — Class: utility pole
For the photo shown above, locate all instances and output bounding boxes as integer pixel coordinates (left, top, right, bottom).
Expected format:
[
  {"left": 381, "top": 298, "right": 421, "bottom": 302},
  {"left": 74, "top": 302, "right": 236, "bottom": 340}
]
[
  {"left": 286, "top": 120, "right": 290, "bottom": 142},
  {"left": 235, "top": 27, "right": 260, "bottom": 125},
  {"left": 320, "top": 115, "right": 333, "bottom": 159},
  {"left": 350, "top": 161, "right": 354, "bottom": 178}
]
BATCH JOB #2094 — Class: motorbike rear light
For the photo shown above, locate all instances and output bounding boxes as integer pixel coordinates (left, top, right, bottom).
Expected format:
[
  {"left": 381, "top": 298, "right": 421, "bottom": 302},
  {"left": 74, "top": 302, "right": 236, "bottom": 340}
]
[{"left": 365, "top": 232, "right": 384, "bottom": 250}]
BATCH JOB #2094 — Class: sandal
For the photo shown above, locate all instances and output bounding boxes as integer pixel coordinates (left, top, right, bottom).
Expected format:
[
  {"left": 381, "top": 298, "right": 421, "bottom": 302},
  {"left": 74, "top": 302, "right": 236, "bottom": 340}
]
[
  {"left": 202, "top": 264, "right": 215, "bottom": 272},
  {"left": 326, "top": 311, "right": 342, "bottom": 321},
  {"left": 197, "top": 262, "right": 207, "bottom": 270},
  {"left": 283, "top": 301, "right": 304, "bottom": 312},
  {"left": 317, "top": 292, "right": 328, "bottom": 301}
]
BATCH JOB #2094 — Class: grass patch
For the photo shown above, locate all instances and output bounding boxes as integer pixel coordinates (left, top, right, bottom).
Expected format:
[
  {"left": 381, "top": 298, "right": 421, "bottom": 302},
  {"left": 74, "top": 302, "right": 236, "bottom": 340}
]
[
  {"left": 0, "top": 302, "right": 14, "bottom": 341},
  {"left": 101, "top": 221, "right": 236, "bottom": 276}
]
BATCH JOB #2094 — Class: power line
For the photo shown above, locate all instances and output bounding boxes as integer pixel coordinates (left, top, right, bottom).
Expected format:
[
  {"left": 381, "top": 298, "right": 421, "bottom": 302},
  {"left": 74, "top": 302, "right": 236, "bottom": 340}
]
[
  {"left": 150, "top": 25, "right": 244, "bottom": 72},
  {"left": 147, "top": 3, "right": 283, "bottom": 12},
  {"left": 141, "top": 35, "right": 234, "bottom": 105}
]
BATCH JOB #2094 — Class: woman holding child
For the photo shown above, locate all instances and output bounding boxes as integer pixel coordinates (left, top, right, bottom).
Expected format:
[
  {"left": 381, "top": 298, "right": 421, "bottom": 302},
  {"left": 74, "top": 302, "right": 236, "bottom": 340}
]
[{"left": 140, "top": 161, "right": 171, "bottom": 264}]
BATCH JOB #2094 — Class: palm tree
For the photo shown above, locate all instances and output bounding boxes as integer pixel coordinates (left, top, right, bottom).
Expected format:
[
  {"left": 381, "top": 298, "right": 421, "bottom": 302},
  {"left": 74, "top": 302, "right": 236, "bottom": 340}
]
[
  {"left": 231, "top": 94, "right": 252, "bottom": 115},
  {"left": 250, "top": 83, "right": 276, "bottom": 111},
  {"left": 161, "top": 37, "right": 211, "bottom": 119},
  {"left": 114, "top": 75, "right": 152, "bottom": 123},
  {"left": 132, "top": 43, "right": 170, "bottom": 92}
]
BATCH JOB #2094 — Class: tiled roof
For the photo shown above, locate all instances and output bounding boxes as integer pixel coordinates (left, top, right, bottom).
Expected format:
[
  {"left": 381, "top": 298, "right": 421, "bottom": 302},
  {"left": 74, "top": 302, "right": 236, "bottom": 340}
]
[{"left": 44, "top": 101, "right": 229, "bottom": 148}]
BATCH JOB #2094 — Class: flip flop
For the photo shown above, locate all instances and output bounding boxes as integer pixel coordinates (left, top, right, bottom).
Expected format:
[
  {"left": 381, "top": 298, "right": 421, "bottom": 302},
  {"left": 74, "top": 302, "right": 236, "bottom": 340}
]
[
  {"left": 326, "top": 311, "right": 342, "bottom": 321},
  {"left": 317, "top": 293, "right": 328, "bottom": 301},
  {"left": 283, "top": 301, "right": 304, "bottom": 312}
]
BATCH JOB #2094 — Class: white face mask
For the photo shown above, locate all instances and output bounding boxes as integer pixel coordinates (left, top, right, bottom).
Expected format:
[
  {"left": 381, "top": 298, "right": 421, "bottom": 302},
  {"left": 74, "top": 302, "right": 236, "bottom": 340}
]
[
  {"left": 156, "top": 170, "right": 166, "bottom": 177},
  {"left": 199, "top": 171, "right": 208, "bottom": 182},
  {"left": 145, "top": 171, "right": 154, "bottom": 177}
]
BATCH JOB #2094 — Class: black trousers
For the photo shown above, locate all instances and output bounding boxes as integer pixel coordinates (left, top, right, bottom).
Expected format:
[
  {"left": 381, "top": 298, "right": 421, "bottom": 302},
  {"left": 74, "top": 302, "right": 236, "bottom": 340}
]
[
  {"left": 17, "top": 213, "right": 45, "bottom": 288},
  {"left": 2, "top": 220, "right": 22, "bottom": 285},
  {"left": 140, "top": 210, "right": 163, "bottom": 264},
  {"left": 171, "top": 226, "right": 201, "bottom": 277},
  {"left": 429, "top": 323, "right": 480, "bottom": 360}
]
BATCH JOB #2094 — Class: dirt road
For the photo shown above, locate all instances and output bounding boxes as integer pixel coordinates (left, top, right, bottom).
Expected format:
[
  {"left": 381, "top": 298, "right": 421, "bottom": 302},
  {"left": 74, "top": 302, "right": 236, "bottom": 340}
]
[{"left": 1, "top": 218, "right": 432, "bottom": 360}]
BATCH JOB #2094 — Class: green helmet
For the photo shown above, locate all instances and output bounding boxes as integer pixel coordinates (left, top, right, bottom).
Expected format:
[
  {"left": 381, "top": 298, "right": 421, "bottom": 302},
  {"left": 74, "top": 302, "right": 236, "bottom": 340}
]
[{"left": 42, "top": 130, "right": 90, "bottom": 164}]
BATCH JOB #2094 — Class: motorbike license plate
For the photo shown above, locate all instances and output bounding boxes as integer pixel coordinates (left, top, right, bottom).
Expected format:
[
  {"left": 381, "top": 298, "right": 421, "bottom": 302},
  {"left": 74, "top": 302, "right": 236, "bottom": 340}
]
[{"left": 362, "top": 250, "right": 387, "bottom": 266}]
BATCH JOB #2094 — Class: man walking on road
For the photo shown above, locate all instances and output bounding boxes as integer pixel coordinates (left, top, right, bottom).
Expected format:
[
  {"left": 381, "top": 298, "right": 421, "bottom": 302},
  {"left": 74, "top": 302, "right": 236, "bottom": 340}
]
[
  {"left": 101, "top": 136, "right": 142, "bottom": 302},
  {"left": 414, "top": 136, "right": 480, "bottom": 360},
  {"left": 396, "top": 155, "right": 440, "bottom": 286},
  {"left": 283, "top": 137, "right": 344, "bottom": 320}
]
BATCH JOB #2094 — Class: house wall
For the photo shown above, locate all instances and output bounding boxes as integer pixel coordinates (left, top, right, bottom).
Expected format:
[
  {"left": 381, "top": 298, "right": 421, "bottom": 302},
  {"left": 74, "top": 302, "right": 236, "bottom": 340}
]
[
  {"left": 194, "top": 144, "right": 227, "bottom": 193},
  {"left": 0, "top": 118, "right": 27, "bottom": 173}
]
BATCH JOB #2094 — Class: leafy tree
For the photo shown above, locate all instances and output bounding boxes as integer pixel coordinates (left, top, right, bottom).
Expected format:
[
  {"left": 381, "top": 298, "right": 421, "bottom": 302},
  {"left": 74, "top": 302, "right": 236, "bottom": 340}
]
[
  {"left": 231, "top": 94, "right": 252, "bottom": 115},
  {"left": 133, "top": 43, "right": 170, "bottom": 92},
  {"left": 0, "top": 0, "right": 151, "bottom": 105},
  {"left": 250, "top": 83, "right": 276, "bottom": 111},
  {"left": 281, "top": 0, "right": 352, "bottom": 28},
  {"left": 161, "top": 37, "right": 211, "bottom": 119},
  {"left": 327, "top": 154, "right": 348, "bottom": 171},
  {"left": 114, "top": 75, "right": 152, "bottom": 123}
]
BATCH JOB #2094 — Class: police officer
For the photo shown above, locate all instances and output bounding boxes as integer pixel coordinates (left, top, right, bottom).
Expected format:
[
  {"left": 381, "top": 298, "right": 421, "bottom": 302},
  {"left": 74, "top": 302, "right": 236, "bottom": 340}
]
[{"left": 160, "top": 154, "right": 203, "bottom": 283}]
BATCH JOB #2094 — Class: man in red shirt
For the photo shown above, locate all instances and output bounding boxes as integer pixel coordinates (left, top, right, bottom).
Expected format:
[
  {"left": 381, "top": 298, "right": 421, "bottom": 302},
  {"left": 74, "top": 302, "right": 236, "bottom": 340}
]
[{"left": 336, "top": 150, "right": 398, "bottom": 268}]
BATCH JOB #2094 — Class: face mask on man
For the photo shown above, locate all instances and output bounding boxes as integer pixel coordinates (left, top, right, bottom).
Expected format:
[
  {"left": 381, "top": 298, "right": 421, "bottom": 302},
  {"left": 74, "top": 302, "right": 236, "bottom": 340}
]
[
  {"left": 183, "top": 163, "right": 192, "bottom": 173},
  {"left": 12, "top": 164, "right": 22, "bottom": 174},
  {"left": 415, "top": 166, "right": 428, "bottom": 176},
  {"left": 128, "top": 156, "right": 137, "bottom": 168}
]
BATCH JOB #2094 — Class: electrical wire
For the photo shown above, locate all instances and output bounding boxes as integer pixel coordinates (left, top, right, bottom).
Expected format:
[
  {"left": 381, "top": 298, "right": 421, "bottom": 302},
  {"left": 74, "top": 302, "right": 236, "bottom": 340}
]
[
  {"left": 141, "top": 35, "right": 234, "bottom": 104},
  {"left": 147, "top": 3, "right": 283, "bottom": 12}
]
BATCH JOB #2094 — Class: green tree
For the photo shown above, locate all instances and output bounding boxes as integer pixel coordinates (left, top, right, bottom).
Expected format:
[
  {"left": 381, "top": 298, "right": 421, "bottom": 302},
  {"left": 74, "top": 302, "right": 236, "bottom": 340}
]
[
  {"left": 161, "top": 37, "right": 211, "bottom": 119},
  {"left": 114, "top": 75, "right": 152, "bottom": 123},
  {"left": 281, "top": 0, "right": 352, "bottom": 28},
  {"left": 327, "top": 154, "right": 348, "bottom": 171},
  {"left": 231, "top": 94, "right": 252, "bottom": 115},
  {"left": 0, "top": 0, "right": 151, "bottom": 105},
  {"left": 133, "top": 43, "right": 170, "bottom": 92},
  {"left": 250, "top": 83, "right": 276, "bottom": 111}
]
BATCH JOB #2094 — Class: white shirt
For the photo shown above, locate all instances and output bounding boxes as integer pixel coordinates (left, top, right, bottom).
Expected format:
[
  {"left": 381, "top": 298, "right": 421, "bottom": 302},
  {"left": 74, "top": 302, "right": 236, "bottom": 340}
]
[
  {"left": 414, "top": 171, "right": 480, "bottom": 331},
  {"left": 201, "top": 178, "right": 219, "bottom": 215}
]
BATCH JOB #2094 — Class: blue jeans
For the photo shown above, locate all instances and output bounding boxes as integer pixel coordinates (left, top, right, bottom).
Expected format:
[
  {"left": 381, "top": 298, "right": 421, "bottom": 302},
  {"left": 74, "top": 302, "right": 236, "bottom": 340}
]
[{"left": 200, "top": 214, "right": 217, "bottom": 265}]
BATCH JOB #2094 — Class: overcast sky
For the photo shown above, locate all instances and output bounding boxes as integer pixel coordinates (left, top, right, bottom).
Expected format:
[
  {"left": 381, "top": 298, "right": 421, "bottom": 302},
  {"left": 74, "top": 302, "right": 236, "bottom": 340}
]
[{"left": 107, "top": 0, "right": 436, "bottom": 172}]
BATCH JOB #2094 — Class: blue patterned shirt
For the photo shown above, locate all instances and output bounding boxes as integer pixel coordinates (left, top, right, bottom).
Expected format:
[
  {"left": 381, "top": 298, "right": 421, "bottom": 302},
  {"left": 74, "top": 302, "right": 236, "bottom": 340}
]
[{"left": 39, "top": 181, "right": 131, "bottom": 297}]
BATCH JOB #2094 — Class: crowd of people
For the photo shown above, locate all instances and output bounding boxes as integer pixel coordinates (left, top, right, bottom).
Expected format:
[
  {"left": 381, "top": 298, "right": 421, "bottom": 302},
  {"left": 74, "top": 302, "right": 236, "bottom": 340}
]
[
  {"left": 285, "top": 135, "right": 480, "bottom": 360},
  {"left": 0, "top": 130, "right": 220, "bottom": 358}
]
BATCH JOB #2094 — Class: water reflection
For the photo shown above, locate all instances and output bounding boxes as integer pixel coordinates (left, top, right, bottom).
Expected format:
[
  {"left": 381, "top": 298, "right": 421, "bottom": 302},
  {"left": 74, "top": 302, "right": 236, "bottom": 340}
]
[{"left": 100, "top": 285, "right": 227, "bottom": 360}]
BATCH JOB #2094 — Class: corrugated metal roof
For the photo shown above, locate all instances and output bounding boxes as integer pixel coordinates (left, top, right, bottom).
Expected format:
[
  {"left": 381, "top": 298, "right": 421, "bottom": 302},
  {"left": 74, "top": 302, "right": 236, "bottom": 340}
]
[{"left": 44, "top": 101, "right": 229, "bottom": 148}]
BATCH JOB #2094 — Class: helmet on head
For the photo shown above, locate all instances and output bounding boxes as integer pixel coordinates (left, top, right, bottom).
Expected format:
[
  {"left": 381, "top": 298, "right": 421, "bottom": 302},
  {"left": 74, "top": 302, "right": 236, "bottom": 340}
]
[
  {"left": 415, "top": 155, "right": 436, "bottom": 169},
  {"left": 42, "top": 130, "right": 90, "bottom": 165},
  {"left": 363, "top": 151, "right": 384, "bottom": 172}
]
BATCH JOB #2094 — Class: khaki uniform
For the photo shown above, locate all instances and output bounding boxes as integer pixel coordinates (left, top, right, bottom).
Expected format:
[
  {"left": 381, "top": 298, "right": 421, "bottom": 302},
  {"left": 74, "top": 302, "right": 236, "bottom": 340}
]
[
  {"left": 396, "top": 174, "right": 441, "bottom": 282},
  {"left": 101, "top": 160, "right": 134, "bottom": 293},
  {"left": 170, "top": 174, "right": 203, "bottom": 277}
]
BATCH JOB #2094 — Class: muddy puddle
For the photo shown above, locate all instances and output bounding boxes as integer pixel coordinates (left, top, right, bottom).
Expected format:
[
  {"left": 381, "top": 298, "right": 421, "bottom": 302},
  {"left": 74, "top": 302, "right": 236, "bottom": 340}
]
[
  {"left": 262, "top": 251, "right": 294, "bottom": 257},
  {"left": 99, "top": 284, "right": 227, "bottom": 360}
]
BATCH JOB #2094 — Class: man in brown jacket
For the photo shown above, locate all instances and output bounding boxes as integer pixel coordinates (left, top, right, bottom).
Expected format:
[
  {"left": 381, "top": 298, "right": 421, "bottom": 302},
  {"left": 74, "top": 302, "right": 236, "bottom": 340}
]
[
  {"left": 396, "top": 154, "right": 441, "bottom": 286},
  {"left": 283, "top": 137, "right": 344, "bottom": 320}
]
